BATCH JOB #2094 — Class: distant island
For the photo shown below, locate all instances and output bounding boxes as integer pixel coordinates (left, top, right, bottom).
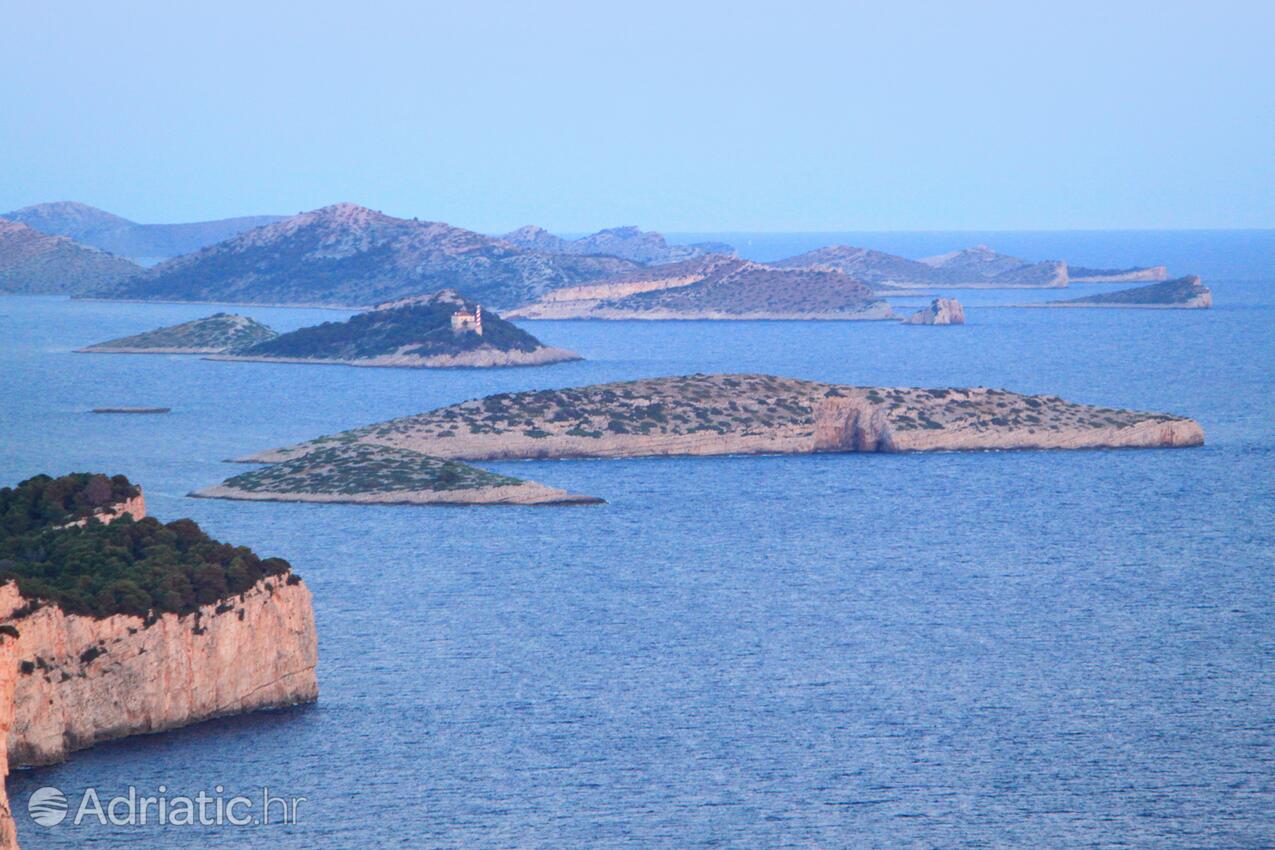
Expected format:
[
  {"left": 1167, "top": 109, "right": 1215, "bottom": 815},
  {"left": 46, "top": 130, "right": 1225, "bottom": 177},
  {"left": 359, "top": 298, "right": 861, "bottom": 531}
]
[
  {"left": 1068, "top": 264, "right": 1168, "bottom": 283},
  {"left": 0, "top": 218, "right": 139, "bottom": 295},
  {"left": 1036, "top": 275, "right": 1212, "bottom": 309},
  {"left": 2, "top": 201, "right": 284, "bottom": 264},
  {"left": 97, "top": 203, "right": 637, "bottom": 310},
  {"left": 210, "top": 290, "right": 580, "bottom": 368},
  {"left": 774, "top": 244, "right": 1068, "bottom": 288},
  {"left": 0, "top": 473, "right": 317, "bottom": 846},
  {"left": 240, "top": 374, "right": 1203, "bottom": 478},
  {"left": 501, "top": 224, "right": 734, "bottom": 265},
  {"left": 78, "top": 312, "right": 278, "bottom": 353},
  {"left": 508, "top": 256, "right": 896, "bottom": 320}
]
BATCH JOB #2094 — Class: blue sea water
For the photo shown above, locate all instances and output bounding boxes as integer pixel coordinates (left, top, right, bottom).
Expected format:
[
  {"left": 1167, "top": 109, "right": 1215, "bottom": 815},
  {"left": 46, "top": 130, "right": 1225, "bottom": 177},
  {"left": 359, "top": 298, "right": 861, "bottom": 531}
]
[{"left": 1, "top": 231, "right": 1273, "bottom": 848}]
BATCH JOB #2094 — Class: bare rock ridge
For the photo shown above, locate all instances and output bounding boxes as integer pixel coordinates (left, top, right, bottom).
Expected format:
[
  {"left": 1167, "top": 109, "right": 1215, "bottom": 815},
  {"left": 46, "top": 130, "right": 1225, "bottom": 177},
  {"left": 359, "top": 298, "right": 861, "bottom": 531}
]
[
  {"left": 1043, "top": 275, "right": 1212, "bottom": 309},
  {"left": 209, "top": 289, "right": 580, "bottom": 369},
  {"left": 1069, "top": 264, "right": 1168, "bottom": 283},
  {"left": 501, "top": 224, "right": 735, "bottom": 265},
  {"left": 0, "top": 219, "right": 140, "bottom": 295},
  {"left": 509, "top": 256, "right": 896, "bottom": 320},
  {"left": 242, "top": 374, "right": 1203, "bottom": 472},
  {"left": 0, "top": 475, "right": 319, "bottom": 848},
  {"left": 903, "top": 297, "right": 965, "bottom": 325},
  {"left": 77, "top": 313, "right": 278, "bottom": 354},
  {"left": 99, "top": 203, "right": 639, "bottom": 310},
  {"left": 2, "top": 201, "right": 284, "bottom": 264}
]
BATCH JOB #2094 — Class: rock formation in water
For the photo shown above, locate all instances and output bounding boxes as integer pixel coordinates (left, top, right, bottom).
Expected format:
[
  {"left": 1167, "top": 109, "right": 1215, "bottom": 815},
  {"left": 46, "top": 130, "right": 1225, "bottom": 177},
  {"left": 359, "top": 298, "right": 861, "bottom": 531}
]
[
  {"left": 1043, "top": 275, "right": 1212, "bottom": 309},
  {"left": 501, "top": 224, "right": 734, "bottom": 265},
  {"left": 97, "top": 203, "right": 638, "bottom": 310},
  {"left": 0, "top": 219, "right": 140, "bottom": 295},
  {"left": 902, "top": 297, "right": 965, "bottom": 325},
  {"left": 2, "top": 201, "right": 284, "bottom": 265},
  {"left": 78, "top": 313, "right": 278, "bottom": 354},
  {"left": 508, "top": 256, "right": 895, "bottom": 320},
  {"left": 243, "top": 374, "right": 1203, "bottom": 470},
  {"left": 0, "top": 474, "right": 318, "bottom": 848},
  {"left": 211, "top": 290, "right": 579, "bottom": 368}
]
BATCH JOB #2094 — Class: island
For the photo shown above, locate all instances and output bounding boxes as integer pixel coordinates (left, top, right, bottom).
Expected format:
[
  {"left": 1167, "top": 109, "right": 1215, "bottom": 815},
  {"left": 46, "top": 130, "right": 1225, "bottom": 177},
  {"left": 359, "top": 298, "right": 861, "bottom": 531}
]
[
  {"left": 192, "top": 443, "right": 602, "bottom": 506},
  {"left": 0, "top": 473, "right": 317, "bottom": 848},
  {"left": 0, "top": 218, "right": 139, "bottom": 295},
  {"left": 902, "top": 297, "right": 965, "bottom": 325},
  {"left": 1036, "top": 275, "right": 1212, "bottom": 309},
  {"left": 774, "top": 244, "right": 1068, "bottom": 289},
  {"left": 209, "top": 290, "right": 581, "bottom": 368},
  {"left": 77, "top": 312, "right": 278, "bottom": 354},
  {"left": 507, "top": 256, "right": 896, "bottom": 320},
  {"left": 501, "top": 224, "right": 734, "bottom": 265},
  {"left": 240, "top": 374, "right": 1203, "bottom": 475}
]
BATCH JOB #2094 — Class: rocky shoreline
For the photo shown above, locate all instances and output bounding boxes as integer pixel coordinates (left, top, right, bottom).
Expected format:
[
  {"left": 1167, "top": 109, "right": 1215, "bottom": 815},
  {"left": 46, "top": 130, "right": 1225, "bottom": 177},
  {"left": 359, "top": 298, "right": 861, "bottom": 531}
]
[
  {"left": 206, "top": 345, "right": 581, "bottom": 369},
  {"left": 191, "top": 481, "right": 602, "bottom": 506}
]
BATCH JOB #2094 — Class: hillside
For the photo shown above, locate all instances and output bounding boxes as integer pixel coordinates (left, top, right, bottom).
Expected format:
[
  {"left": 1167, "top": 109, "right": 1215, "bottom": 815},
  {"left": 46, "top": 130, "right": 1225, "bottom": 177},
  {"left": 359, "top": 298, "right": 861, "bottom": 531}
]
[
  {"left": 502, "top": 224, "right": 735, "bottom": 264},
  {"left": 243, "top": 374, "right": 1202, "bottom": 469},
  {"left": 776, "top": 244, "right": 1067, "bottom": 288},
  {"left": 215, "top": 289, "right": 580, "bottom": 367},
  {"left": 100, "top": 203, "right": 637, "bottom": 309},
  {"left": 509, "top": 255, "right": 894, "bottom": 320},
  {"left": 1044, "top": 275, "right": 1212, "bottom": 309},
  {"left": 3, "top": 201, "right": 283, "bottom": 263},
  {"left": 78, "top": 313, "right": 278, "bottom": 354},
  {"left": 0, "top": 218, "right": 140, "bottom": 294}
]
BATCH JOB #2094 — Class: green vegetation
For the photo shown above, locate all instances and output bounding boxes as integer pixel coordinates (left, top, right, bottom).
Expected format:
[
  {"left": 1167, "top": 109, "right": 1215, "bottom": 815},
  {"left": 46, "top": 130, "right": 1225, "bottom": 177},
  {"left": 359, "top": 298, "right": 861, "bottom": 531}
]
[
  {"left": 237, "top": 293, "right": 544, "bottom": 360},
  {"left": 0, "top": 473, "right": 291, "bottom": 619},
  {"left": 220, "top": 444, "right": 523, "bottom": 494}
]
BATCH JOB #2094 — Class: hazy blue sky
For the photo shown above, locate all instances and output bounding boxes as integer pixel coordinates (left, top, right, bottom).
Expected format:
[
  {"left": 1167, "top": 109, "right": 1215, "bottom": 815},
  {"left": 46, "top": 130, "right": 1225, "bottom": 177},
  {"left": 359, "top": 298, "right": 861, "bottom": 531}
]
[{"left": 2, "top": 1, "right": 1272, "bottom": 232}]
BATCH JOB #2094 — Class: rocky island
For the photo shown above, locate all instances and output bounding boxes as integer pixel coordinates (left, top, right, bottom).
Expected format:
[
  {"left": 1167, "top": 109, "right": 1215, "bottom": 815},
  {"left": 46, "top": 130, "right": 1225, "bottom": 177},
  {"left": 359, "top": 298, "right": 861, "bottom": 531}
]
[
  {"left": 1039, "top": 275, "right": 1212, "bottom": 309},
  {"left": 210, "top": 290, "right": 580, "bottom": 368},
  {"left": 774, "top": 244, "right": 1068, "bottom": 289},
  {"left": 78, "top": 312, "right": 278, "bottom": 354},
  {"left": 1068, "top": 263, "right": 1168, "bottom": 283},
  {"left": 508, "top": 256, "right": 896, "bottom": 320},
  {"left": 0, "top": 473, "right": 318, "bottom": 847},
  {"left": 903, "top": 297, "right": 966, "bottom": 325},
  {"left": 242, "top": 374, "right": 1203, "bottom": 474},
  {"left": 193, "top": 443, "right": 601, "bottom": 506},
  {"left": 97, "top": 203, "right": 637, "bottom": 310}
]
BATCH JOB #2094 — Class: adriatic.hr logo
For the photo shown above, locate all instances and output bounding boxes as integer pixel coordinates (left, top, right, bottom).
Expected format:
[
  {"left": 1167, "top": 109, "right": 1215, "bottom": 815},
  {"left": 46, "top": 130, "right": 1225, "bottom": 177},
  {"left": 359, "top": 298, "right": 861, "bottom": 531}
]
[
  {"left": 27, "top": 786, "right": 69, "bottom": 826},
  {"left": 24, "top": 784, "right": 306, "bottom": 828}
]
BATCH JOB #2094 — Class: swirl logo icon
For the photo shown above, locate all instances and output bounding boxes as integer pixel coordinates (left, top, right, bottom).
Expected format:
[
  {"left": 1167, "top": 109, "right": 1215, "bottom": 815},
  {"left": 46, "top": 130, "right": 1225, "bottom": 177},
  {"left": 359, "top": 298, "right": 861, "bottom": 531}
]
[{"left": 27, "top": 786, "right": 68, "bottom": 827}]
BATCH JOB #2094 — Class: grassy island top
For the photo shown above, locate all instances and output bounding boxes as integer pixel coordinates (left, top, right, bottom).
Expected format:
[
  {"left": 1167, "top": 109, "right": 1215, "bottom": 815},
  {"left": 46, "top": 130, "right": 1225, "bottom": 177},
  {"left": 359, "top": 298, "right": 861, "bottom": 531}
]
[
  {"left": 0, "top": 473, "right": 293, "bottom": 619},
  {"left": 344, "top": 374, "right": 1188, "bottom": 445},
  {"left": 81, "top": 313, "right": 278, "bottom": 352}
]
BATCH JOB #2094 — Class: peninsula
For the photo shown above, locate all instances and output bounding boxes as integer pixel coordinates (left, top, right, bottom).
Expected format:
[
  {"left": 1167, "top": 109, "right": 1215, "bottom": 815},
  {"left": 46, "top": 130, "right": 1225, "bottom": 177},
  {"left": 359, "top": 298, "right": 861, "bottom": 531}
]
[
  {"left": 78, "top": 312, "right": 278, "bottom": 353},
  {"left": 0, "top": 473, "right": 318, "bottom": 848},
  {"left": 210, "top": 290, "right": 580, "bottom": 368},
  {"left": 508, "top": 256, "right": 896, "bottom": 320},
  {"left": 1038, "top": 275, "right": 1212, "bottom": 309},
  {"left": 242, "top": 374, "right": 1203, "bottom": 470}
]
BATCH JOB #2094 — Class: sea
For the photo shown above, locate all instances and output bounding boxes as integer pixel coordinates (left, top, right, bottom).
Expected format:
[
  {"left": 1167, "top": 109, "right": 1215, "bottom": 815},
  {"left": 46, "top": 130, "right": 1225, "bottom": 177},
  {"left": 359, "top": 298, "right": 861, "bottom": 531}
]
[{"left": 1, "top": 230, "right": 1272, "bottom": 848}]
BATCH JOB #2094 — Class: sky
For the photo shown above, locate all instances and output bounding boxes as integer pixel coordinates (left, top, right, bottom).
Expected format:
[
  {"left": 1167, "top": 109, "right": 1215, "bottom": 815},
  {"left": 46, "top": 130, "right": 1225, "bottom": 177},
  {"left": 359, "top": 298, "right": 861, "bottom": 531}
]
[{"left": 1, "top": 0, "right": 1273, "bottom": 232}]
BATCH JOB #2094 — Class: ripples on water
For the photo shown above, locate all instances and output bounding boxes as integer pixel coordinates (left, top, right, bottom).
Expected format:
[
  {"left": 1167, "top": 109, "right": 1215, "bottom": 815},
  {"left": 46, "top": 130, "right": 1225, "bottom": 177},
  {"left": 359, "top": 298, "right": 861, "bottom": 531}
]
[{"left": 2, "top": 231, "right": 1273, "bottom": 848}]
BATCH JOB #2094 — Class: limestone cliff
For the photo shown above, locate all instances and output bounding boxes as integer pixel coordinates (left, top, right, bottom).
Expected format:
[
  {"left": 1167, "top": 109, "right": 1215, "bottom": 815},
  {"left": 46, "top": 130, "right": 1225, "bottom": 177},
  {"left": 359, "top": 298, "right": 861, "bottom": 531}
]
[{"left": 0, "top": 486, "right": 318, "bottom": 849}]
